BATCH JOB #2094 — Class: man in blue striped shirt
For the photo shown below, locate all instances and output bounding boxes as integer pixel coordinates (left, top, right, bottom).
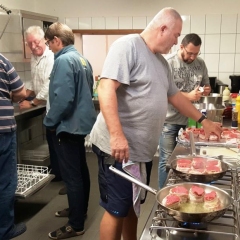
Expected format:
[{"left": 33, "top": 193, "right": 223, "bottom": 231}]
[{"left": 0, "top": 53, "right": 27, "bottom": 239}]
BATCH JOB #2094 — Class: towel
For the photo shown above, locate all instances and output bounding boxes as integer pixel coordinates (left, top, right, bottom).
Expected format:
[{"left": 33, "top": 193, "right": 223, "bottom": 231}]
[{"left": 122, "top": 160, "right": 147, "bottom": 217}]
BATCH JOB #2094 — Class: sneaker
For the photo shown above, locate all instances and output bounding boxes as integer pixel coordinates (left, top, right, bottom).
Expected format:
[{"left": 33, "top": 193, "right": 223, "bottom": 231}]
[
  {"left": 8, "top": 222, "right": 27, "bottom": 239},
  {"left": 55, "top": 208, "right": 87, "bottom": 219},
  {"left": 48, "top": 224, "right": 85, "bottom": 239}
]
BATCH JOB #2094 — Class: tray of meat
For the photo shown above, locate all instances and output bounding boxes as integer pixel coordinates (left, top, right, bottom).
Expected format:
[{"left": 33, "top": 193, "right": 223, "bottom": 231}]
[{"left": 177, "top": 127, "right": 240, "bottom": 147}]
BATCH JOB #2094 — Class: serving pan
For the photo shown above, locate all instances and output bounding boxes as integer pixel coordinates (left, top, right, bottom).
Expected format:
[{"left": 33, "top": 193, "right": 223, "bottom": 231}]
[
  {"left": 109, "top": 166, "right": 234, "bottom": 223},
  {"left": 170, "top": 132, "right": 229, "bottom": 183}
]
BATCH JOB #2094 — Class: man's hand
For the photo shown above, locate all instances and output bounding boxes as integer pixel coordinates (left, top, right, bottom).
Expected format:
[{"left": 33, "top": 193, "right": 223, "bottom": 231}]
[
  {"left": 201, "top": 119, "right": 222, "bottom": 139},
  {"left": 187, "top": 86, "right": 203, "bottom": 101},
  {"left": 19, "top": 100, "right": 32, "bottom": 110},
  {"left": 203, "top": 86, "right": 211, "bottom": 96},
  {"left": 110, "top": 134, "right": 129, "bottom": 163}
]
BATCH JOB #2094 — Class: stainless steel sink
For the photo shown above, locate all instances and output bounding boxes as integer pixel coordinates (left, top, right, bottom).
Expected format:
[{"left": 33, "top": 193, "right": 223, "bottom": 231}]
[{"left": 199, "top": 93, "right": 223, "bottom": 105}]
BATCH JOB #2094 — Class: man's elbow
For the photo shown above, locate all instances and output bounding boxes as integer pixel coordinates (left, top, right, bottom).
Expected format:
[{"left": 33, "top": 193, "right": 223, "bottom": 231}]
[{"left": 12, "top": 87, "right": 27, "bottom": 102}]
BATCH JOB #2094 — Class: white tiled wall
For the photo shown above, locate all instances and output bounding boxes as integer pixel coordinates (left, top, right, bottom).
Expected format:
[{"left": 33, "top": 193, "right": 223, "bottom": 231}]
[
  {"left": 66, "top": 13, "right": 240, "bottom": 86},
  {"left": 106, "top": 17, "right": 118, "bottom": 29},
  {"left": 12, "top": 62, "right": 31, "bottom": 89}
]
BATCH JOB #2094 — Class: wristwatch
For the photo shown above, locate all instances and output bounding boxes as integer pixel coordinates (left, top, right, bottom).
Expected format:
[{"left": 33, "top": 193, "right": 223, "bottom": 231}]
[
  {"left": 197, "top": 114, "right": 207, "bottom": 123},
  {"left": 30, "top": 100, "right": 37, "bottom": 107}
]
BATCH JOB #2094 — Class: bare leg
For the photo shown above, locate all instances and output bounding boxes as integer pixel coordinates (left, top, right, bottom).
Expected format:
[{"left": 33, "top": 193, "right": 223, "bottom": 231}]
[
  {"left": 122, "top": 206, "right": 138, "bottom": 240},
  {"left": 100, "top": 211, "right": 123, "bottom": 240}
]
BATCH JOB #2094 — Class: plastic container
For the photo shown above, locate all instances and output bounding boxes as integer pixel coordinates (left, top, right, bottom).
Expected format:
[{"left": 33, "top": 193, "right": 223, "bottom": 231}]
[{"left": 222, "top": 86, "right": 230, "bottom": 102}]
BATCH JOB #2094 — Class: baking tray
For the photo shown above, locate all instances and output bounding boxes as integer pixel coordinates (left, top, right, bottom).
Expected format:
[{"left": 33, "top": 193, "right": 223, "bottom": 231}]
[
  {"left": 16, "top": 164, "right": 55, "bottom": 199},
  {"left": 177, "top": 135, "right": 237, "bottom": 148}
]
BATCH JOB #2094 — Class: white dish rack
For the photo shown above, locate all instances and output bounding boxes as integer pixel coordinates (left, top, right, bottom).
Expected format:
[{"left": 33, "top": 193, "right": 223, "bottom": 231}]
[{"left": 16, "top": 164, "right": 52, "bottom": 198}]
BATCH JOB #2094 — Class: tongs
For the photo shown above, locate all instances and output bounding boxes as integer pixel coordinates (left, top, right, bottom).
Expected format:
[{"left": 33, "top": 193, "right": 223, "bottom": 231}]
[{"left": 189, "top": 131, "right": 197, "bottom": 157}]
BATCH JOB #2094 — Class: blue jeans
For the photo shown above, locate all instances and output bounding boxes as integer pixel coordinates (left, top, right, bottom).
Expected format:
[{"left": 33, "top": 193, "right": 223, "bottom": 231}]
[
  {"left": 0, "top": 131, "right": 17, "bottom": 240},
  {"left": 51, "top": 132, "right": 90, "bottom": 231},
  {"left": 158, "top": 123, "right": 185, "bottom": 188}
]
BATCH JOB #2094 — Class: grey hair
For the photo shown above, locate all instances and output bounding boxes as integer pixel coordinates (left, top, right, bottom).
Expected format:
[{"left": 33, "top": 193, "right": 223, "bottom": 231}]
[
  {"left": 25, "top": 26, "right": 44, "bottom": 39},
  {"left": 147, "top": 7, "right": 182, "bottom": 31}
]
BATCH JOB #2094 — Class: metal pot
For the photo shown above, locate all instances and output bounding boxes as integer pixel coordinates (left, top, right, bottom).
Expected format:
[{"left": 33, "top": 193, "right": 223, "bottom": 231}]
[
  {"left": 170, "top": 132, "right": 229, "bottom": 182},
  {"left": 109, "top": 166, "right": 234, "bottom": 222},
  {"left": 193, "top": 95, "right": 225, "bottom": 122},
  {"left": 199, "top": 93, "right": 223, "bottom": 105}
]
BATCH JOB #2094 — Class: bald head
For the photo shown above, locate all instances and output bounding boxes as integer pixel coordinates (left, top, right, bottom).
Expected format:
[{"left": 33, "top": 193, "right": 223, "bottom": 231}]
[
  {"left": 140, "top": 7, "right": 182, "bottom": 54},
  {"left": 147, "top": 7, "right": 182, "bottom": 31}
]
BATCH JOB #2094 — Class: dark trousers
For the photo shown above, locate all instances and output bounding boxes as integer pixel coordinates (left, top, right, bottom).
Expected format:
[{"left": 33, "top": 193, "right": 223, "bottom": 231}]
[
  {"left": 51, "top": 132, "right": 90, "bottom": 231},
  {"left": 0, "top": 131, "right": 17, "bottom": 239},
  {"left": 46, "top": 129, "right": 62, "bottom": 181}
]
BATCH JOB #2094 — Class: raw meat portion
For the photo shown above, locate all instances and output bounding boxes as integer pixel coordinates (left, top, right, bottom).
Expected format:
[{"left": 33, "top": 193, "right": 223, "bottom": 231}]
[{"left": 162, "top": 194, "right": 181, "bottom": 209}]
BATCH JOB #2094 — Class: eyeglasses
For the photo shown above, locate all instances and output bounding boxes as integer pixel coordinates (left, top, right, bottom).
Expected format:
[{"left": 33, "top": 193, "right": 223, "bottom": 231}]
[
  {"left": 183, "top": 46, "right": 201, "bottom": 57},
  {"left": 26, "top": 38, "right": 43, "bottom": 48},
  {"left": 45, "top": 39, "right": 53, "bottom": 47}
]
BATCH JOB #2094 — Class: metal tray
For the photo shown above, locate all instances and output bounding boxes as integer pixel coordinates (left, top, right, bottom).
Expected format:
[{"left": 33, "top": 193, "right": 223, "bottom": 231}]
[
  {"left": 16, "top": 164, "right": 55, "bottom": 198},
  {"left": 177, "top": 135, "right": 237, "bottom": 148}
]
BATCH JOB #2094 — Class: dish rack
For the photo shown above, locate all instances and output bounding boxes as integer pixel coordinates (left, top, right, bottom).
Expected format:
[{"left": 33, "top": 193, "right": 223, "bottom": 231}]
[{"left": 16, "top": 164, "right": 51, "bottom": 198}]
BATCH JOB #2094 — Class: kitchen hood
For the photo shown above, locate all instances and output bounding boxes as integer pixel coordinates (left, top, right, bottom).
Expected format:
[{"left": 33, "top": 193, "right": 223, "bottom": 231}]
[{"left": 0, "top": 8, "right": 58, "bottom": 62}]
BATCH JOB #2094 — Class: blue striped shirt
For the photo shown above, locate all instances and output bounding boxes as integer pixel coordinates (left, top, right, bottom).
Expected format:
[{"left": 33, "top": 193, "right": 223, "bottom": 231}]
[{"left": 0, "top": 54, "right": 24, "bottom": 132}]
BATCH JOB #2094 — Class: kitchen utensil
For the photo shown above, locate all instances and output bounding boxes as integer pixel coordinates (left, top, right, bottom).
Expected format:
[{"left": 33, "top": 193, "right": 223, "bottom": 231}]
[
  {"left": 109, "top": 166, "right": 234, "bottom": 223},
  {"left": 170, "top": 132, "right": 229, "bottom": 183}
]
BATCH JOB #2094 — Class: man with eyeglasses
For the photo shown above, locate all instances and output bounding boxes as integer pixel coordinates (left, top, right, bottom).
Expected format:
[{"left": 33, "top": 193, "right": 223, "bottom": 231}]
[
  {"left": 43, "top": 22, "right": 96, "bottom": 239},
  {"left": 19, "top": 26, "right": 54, "bottom": 109},
  {"left": 158, "top": 33, "right": 211, "bottom": 188}
]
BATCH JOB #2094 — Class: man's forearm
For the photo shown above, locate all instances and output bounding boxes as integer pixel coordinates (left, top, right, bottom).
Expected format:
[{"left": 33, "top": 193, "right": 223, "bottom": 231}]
[
  {"left": 12, "top": 87, "right": 26, "bottom": 103},
  {"left": 98, "top": 79, "right": 124, "bottom": 137},
  {"left": 32, "top": 98, "right": 46, "bottom": 106},
  {"left": 169, "top": 92, "right": 202, "bottom": 121},
  {"left": 26, "top": 89, "right": 35, "bottom": 98}
]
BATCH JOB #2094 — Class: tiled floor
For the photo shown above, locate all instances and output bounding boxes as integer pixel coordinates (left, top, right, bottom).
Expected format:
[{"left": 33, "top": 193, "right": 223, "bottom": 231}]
[{"left": 14, "top": 153, "right": 159, "bottom": 240}]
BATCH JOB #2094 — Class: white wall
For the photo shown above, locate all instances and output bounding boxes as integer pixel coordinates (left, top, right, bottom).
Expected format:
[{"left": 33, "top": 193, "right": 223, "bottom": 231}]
[
  {"left": 2, "top": 0, "right": 240, "bottom": 87},
  {"left": 0, "top": 0, "right": 35, "bottom": 12},
  {"left": 35, "top": 0, "right": 240, "bottom": 87},
  {"left": 34, "top": 0, "right": 240, "bottom": 18}
]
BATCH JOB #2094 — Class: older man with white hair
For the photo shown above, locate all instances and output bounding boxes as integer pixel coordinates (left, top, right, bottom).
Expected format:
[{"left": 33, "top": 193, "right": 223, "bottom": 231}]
[{"left": 19, "top": 26, "right": 63, "bottom": 184}]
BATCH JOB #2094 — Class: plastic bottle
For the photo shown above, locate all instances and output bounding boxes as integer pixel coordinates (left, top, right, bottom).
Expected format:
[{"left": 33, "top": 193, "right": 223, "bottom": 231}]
[
  {"left": 188, "top": 118, "right": 196, "bottom": 128},
  {"left": 236, "top": 91, "right": 240, "bottom": 123},
  {"left": 93, "top": 75, "right": 100, "bottom": 100},
  {"left": 222, "top": 86, "right": 230, "bottom": 102},
  {"left": 231, "top": 107, "right": 238, "bottom": 129}
]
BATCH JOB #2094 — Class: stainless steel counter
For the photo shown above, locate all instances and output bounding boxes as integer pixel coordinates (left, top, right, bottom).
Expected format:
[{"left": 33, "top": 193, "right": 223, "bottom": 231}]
[{"left": 14, "top": 104, "right": 46, "bottom": 120}]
